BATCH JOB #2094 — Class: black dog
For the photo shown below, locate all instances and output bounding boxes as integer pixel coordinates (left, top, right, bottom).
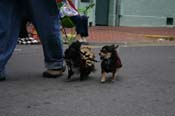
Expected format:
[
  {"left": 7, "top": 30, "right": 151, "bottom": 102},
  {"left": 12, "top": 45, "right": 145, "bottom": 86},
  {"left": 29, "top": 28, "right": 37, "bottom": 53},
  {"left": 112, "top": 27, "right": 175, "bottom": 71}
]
[
  {"left": 99, "top": 44, "right": 122, "bottom": 82},
  {"left": 64, "top": 41, "right": 96, "bottom": 81}
]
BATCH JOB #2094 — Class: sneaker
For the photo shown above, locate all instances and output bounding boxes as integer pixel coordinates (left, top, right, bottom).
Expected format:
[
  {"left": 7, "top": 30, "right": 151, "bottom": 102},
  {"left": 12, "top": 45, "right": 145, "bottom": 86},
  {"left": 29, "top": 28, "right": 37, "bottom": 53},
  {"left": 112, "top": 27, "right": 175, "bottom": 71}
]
[
  {"left": 43, "top": 67, "right": 66, "bottom": 78},
  {"left": 81, "top": 38, "right": 89, "bottom": 45},
  {"left": 77, "top": 39, "right": 83, "bottom": 42},
  {"left": 82, "top": 38, "right": 87, "bottom": 42}
]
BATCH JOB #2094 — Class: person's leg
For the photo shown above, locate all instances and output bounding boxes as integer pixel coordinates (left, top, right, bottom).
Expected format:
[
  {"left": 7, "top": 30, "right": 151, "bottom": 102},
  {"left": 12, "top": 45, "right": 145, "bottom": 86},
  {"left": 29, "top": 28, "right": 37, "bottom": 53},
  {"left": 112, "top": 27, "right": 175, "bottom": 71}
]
[
  {"left": 18, "top": 17, "right": 30, "bottom": 45},
  {"left": 0, "top": 0, "right": 21, "bottom": 81},
  {"left": 27, "top": 0, "right": 65, "bottom": 77},
  {"left": 70, "top": 15, "right": 89, "bottom": 42},
  {"left": 81, "top": 15, "right": 89, "bottom": 37},
  {"left": 79, "top": 15, "right": 89, "bottom": 42},
  {"left": 70, "top": 16, "right": 84, "bottom": 42},
  {"left": 19, "top": 17, "right": 29, "bottom": 38},
  {"left": 70, "top": 16, "right": 82, "bottom": 35}
]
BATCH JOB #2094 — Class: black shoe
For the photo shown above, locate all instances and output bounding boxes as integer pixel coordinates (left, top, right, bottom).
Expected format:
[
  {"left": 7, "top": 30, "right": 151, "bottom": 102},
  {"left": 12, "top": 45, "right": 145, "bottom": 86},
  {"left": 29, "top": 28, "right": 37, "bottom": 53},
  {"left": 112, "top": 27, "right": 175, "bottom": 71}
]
[
  {"left": 0, "top": 76, "right": 6, "bottom": 81},
  {"left": 43, "top": 67, "right": 66, "bottom": 78}
]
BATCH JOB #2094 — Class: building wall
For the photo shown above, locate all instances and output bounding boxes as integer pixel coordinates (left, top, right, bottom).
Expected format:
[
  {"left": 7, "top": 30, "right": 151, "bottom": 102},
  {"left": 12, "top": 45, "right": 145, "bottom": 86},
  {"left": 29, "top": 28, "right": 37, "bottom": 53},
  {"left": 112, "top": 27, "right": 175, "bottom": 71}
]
[
  {"left": 108, "top": 0, "right": 116, "bottom": 26},
  {"left": 78, "top": 0, "right": 96, "bottom": 26},
  {"left": 119, "top": 0, "right": 175, "bottom": 27},
  {"left": 77, "top": 0, "right": 175, "bottom": 27}
]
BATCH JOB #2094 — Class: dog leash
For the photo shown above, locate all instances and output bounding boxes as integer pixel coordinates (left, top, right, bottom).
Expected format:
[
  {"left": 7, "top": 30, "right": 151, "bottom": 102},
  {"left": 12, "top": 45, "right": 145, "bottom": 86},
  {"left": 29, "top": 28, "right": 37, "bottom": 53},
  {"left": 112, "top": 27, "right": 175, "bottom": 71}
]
[{"left": 80, "top": 51, "right": 100, "bottom": 63}]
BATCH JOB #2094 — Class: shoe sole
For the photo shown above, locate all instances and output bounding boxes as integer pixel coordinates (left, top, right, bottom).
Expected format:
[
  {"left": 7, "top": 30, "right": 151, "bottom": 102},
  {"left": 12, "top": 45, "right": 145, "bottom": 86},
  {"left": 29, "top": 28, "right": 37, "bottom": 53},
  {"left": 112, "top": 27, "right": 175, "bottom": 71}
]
[
  {"left": 42, "top": 66, "right": 66, "bottom": 78},
  {"left": 43, "top": 72, "right": 63, "bottom": 78}
]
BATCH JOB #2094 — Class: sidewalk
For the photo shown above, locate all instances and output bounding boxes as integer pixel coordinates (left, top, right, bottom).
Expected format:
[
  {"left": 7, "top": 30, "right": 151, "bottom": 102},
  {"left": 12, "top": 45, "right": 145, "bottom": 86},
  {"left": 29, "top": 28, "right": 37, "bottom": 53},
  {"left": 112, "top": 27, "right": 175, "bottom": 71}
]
[
  {"left": 85, "top": 26, "right": 175, "bottom": 44},
  {"left": 24, "top": 26, "right": 175, "bottom": 45}
]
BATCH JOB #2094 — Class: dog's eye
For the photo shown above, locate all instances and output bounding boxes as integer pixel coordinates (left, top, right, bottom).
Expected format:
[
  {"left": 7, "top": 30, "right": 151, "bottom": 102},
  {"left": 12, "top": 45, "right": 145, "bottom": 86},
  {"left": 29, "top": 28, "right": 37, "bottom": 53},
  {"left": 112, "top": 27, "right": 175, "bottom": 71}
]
[{"left": 101, "top": 50, "right": 107, "bottom": 54}]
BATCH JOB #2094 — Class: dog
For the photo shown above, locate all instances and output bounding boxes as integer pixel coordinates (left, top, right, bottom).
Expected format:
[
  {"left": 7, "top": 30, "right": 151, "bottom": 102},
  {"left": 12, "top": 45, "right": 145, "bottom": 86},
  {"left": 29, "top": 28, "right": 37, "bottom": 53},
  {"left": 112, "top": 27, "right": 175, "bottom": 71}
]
[
  {"left": 99, "top": 44, "right": 122, "bottom": 83},
  {"left": 64, "top": 41, "right": 96, "bottom": 81}
]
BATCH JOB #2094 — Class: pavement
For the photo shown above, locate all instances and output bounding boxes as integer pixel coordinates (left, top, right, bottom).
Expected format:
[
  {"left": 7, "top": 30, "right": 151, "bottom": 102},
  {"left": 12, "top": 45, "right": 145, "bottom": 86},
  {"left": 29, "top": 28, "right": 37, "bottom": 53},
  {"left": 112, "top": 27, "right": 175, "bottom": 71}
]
[{"left": 1, "top": 45, "right": 175, "bottom": 116}]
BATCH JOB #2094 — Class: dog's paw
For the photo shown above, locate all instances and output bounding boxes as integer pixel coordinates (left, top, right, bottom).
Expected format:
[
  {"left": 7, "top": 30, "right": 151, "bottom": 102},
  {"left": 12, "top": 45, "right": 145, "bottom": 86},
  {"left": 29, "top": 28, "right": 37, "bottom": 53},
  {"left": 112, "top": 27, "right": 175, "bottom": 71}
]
[{"left": 100, "top": 78, "right": 106, "bottom": 83}]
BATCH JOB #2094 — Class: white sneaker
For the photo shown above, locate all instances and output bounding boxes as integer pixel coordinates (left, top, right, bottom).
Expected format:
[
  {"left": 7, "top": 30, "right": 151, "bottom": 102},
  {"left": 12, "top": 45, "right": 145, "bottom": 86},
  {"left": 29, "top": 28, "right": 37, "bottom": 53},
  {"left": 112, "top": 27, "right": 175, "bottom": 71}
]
[
  {"left": 83, "top": 38, "right": 87, "bottom": 42},
  {"left": 78, "top": 39, "right": 83, "bottom": 42}
]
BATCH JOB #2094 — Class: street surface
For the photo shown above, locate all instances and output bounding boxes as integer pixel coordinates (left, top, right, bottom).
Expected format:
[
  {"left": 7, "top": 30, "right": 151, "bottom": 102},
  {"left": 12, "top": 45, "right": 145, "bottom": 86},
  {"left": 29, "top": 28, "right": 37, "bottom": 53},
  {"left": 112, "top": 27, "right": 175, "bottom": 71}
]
[{"left": 0, "top": 44, "right": 175, "bottom": 116}]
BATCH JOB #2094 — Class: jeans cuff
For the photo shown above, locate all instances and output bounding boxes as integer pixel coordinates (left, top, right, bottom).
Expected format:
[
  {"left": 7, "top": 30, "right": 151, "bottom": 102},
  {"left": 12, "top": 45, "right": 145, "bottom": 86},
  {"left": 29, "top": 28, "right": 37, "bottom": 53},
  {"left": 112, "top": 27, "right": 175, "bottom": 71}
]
[{"left": 45, "top": 61, "right": 64, "bottom": 70}]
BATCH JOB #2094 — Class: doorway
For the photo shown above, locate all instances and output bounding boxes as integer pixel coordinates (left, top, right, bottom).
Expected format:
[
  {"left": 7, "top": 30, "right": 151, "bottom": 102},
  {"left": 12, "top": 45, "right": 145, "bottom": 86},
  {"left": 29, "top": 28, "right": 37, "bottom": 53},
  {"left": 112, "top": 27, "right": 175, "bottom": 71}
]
[{"left": 95, "top": 0, "right": 109, "bottom": 26}]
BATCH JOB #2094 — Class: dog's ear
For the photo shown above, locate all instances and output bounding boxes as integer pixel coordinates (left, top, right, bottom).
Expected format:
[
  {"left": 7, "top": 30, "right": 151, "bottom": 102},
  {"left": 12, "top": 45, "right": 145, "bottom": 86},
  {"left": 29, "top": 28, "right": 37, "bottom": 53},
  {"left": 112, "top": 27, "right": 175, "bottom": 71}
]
[
  {"left": 110, "top": 44, "right": 119, "bottom": 50},
  {"left": 114, "top": 45, "right": 119, "bottom": 49}
]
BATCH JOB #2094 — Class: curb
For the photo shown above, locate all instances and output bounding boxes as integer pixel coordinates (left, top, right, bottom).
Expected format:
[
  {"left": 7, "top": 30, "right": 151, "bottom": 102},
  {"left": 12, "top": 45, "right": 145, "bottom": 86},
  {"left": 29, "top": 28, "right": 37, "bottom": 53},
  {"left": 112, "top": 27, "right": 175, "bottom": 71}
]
[
  {"left": 64, "top": 41, "right": 175, "bottom": 48},
  {"left": 144, "top": 34, "right": 175, "bottom": 41}
]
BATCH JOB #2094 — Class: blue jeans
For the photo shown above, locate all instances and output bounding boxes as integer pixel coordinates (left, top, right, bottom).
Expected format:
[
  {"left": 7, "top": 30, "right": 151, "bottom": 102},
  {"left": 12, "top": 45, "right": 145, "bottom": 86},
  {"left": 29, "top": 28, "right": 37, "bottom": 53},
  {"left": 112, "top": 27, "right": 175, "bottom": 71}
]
[{"left": 0, "top": 0, "right": 64, "bottom": 77}]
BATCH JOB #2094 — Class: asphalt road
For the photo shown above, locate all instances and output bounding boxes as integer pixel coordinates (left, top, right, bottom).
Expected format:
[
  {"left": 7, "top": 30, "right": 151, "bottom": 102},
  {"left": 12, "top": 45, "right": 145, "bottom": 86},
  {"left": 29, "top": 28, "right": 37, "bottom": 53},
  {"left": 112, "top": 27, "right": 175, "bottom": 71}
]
[{"left": 0, "top": 44, "right": 175, "bottom": 116}]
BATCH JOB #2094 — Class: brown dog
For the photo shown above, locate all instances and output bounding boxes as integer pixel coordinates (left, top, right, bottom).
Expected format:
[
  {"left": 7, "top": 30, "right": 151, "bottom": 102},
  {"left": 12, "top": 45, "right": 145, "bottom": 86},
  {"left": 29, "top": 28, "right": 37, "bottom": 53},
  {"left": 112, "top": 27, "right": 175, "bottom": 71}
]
[
  {"left": 64, "top": 41, "right": 96, "bottom": 81},
  {"left": 99, "top": 44, "right": 122, "bottom": 83}
]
